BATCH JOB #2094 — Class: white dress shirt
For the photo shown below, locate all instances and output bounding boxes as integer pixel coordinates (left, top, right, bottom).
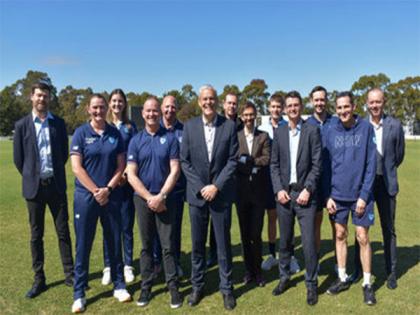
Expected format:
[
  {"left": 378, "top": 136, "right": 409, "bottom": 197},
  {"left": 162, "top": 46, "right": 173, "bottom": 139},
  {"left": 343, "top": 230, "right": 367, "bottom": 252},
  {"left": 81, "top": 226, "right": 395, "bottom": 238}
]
[
  {"left": 32, "top": 111, "right": 54, "bottom": 179},
  {"left": 370, "top": 116, "right": 383, "bottom": 156},
  {"left": 202, "top": 115, "right": 217, "bottom": 161},
  {"left": 289, "top": 121, "right": 302, "bottom": 184},
  {"left": 244, "top": 127, "right": 255, "bottom": 154}
]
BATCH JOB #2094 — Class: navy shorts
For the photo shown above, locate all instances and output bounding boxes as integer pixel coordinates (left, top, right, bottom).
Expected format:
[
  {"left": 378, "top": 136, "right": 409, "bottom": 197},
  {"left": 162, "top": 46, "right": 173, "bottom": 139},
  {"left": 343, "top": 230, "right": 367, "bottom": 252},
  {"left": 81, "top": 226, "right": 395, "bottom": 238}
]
[{"left": 329, "top": 199, "right": 375, "bottom": 227}]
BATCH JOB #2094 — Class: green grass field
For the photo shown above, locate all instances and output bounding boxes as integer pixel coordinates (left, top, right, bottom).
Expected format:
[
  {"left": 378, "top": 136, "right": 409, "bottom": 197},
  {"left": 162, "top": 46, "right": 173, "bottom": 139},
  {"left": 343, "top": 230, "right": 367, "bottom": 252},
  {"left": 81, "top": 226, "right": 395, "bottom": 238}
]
[{"left": 0, "top": 140, "right": 419, "bottom": 315}]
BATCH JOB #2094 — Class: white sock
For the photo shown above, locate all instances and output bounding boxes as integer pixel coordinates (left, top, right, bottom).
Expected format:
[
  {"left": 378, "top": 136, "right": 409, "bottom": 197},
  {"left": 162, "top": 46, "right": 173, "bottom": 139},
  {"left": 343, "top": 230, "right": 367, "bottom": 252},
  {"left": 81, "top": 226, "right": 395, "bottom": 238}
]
[
  {"left": 362, "top": 272, "right": 371, "bottom": 287},
  {"left": 338, "top": 267, "right": 348, "bottom": 282}
]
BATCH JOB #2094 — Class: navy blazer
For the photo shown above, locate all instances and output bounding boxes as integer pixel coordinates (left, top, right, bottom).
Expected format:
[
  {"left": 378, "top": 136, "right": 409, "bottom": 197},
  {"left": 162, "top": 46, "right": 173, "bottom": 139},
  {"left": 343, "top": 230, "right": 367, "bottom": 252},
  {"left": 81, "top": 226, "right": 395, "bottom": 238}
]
[
  {"left": 368, "top": 115, "right": 405, "bottom": 196},
  {"left": 13, "top": 113, "right": 69, "bottom": 199},
  {"left": 270, "top": 120, "right": 322, "bottom": 197},
  {"left": 180, "top": 114, "right": 239, "bottom": 207}
]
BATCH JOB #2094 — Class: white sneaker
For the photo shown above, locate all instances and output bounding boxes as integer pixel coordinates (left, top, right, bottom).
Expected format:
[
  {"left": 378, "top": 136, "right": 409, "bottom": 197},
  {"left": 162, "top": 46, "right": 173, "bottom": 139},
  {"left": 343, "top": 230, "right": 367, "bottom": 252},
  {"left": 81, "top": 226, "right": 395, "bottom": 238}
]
[
  {"left": 290, "top": 256, "right": 301, "bottom": 274},
  {"left": 261, "top": 256, "right": 278, "bottom": 271},
  {"left": 124, "top": 266, "right": 135, "bottom": 283},
  {"left": 113, "top": 289, "right": 132, "bottom": 302},
  {"left": 101, "top": 267, "right": 111, "bottom": 286},
  {"left": 71, "top": 298, "right": 86, "bottom": 313},
  {"left": 176, "top": 264, "right": 184, "bottom": 278}
]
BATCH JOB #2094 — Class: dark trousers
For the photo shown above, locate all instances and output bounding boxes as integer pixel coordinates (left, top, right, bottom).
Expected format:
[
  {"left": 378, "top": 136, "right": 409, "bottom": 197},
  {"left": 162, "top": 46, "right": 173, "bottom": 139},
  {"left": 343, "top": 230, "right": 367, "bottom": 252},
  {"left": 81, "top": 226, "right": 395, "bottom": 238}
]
[
  {"left": 134, "top": 195, "right": 178, "bottom": 290},
  {"left": 189, "top": 203, "right": 233, "bottom": 294},
  {"left": 236, "top": 199, "right": 264, "bottom": 277},
  {"left": 208, "top": 220, "right": 218, "bottom": 260},
  {"left": 103, "top": 186, "right": 135, "bottom": 267},
  {"left": 277, "top": 190, "right": 318, "bottom": 289},
  {"left": 354, "top": 175, "right": 397, "bottom": 275},
  {"left": 152, "top": 191, "right": 185, "bottom": 266},
  {"left": 74, "top": 190, "right": 125, "bottom": 299},
  {"left": 25, "top": 179, "right": 73, "bottom": 283}
]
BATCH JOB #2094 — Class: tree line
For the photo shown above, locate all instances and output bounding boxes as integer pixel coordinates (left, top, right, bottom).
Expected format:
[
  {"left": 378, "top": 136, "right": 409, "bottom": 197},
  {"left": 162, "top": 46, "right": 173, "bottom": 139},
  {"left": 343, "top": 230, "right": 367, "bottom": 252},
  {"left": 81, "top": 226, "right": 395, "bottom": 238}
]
[{"left": 0, "top": 70, "right": 419, "bottom": 135}]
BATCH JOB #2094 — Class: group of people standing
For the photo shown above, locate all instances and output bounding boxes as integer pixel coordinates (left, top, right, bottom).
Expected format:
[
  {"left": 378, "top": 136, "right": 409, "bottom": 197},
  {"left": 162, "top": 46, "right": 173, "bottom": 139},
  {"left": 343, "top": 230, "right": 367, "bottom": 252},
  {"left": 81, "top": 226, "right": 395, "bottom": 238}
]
[{"left": 13, "top": 81, "right": 405, "bottom": 313}]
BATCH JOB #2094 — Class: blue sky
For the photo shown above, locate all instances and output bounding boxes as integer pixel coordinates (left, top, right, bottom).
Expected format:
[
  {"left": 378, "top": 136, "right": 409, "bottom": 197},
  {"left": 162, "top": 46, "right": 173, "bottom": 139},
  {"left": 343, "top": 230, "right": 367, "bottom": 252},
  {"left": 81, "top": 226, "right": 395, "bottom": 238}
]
[{"left": 1, "top": 0, "right": 419, "bottom": 96}]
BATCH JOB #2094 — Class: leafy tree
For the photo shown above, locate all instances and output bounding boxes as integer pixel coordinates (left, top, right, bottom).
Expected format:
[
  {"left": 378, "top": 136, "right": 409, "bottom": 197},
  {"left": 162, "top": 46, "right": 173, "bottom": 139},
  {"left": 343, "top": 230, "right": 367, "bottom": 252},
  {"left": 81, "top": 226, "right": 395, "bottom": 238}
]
[{"left": 242, "top": 79, "right": 270, "bottom": 114}]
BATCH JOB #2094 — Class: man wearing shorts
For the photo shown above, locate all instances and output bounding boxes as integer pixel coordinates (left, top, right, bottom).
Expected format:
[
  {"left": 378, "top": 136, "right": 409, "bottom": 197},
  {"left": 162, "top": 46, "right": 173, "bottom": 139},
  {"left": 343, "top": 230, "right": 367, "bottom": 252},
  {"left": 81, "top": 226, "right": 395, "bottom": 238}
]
[{"left": 325, "top": 92, "right": 377, "bottom": 305}]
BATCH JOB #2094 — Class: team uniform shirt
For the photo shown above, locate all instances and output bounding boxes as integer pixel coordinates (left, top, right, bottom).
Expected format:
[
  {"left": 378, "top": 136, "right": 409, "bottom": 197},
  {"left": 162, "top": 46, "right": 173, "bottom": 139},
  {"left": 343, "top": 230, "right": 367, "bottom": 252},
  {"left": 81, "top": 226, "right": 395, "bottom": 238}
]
[
  {"left": 70, "top": 122, "right": 124, "bottom": 192},
  {"left": 160, "top": 119, "right": 186, "bottom": 193},
  {"left": 114, "top": 120, "right": 138, "bottom": 151},
  {"left": 324, "top": 115, "right": 377, "bottom": 203},
  {"left": 127, "top": 127, "right": 179, "bottom": 195}
]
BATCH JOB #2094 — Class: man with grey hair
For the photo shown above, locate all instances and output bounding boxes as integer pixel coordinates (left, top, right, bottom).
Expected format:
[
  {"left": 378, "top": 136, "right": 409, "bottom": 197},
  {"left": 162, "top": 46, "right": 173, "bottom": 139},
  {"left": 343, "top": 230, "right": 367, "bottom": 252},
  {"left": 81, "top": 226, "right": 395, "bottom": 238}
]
[{"left": 181, "top": 85, "right": 238, "bottom": 310}]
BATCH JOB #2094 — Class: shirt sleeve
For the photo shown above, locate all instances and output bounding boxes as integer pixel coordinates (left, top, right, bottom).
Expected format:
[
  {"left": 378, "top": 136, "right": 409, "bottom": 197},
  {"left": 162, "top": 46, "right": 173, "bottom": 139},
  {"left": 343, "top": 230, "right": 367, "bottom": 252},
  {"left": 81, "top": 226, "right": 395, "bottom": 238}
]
[
  {"left": 169, "top": 134, "right": 180, "bottom": 160},
  {"left": 127, "top": 134, "right": 138, "bottom": 164},
  {"left": 70, "top": 127, "right": 83, "bottom": 156}
]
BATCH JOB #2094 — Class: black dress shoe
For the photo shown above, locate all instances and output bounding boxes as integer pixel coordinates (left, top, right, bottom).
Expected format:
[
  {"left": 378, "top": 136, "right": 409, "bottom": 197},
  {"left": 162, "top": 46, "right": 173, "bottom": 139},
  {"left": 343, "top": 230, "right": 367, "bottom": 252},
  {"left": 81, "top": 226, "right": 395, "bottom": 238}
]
[
  {"left": 222, "top": 293, "right": 236, "bottom": 310},
  {"left": 307, "top": 288, "right": 318, "bottom": 306},
  {"left": 26, "top": 281, "right": 47, "bottom": 299},
  {"left": 272, "top": 279, "right": 289, "bottom": 296},
  {"left": 187, "top": 290, "right": 203, "bottom": 307},
  {"left": 387, "top": 273, "right": 398, "bottom": 290},
  {"left": 64, "top": 275, "right": 74, "bottom": 287},
  {"left": 255, "top": 274, "right": 266, "bottom": 287}
]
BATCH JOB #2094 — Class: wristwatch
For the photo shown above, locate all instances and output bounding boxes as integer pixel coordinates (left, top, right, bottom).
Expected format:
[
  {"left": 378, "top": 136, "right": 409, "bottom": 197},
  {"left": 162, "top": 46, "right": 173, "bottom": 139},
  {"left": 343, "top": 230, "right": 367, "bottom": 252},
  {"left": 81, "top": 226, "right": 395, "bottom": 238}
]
[{"left": 107, "top": 186, "right": 113, "bottom": 193}]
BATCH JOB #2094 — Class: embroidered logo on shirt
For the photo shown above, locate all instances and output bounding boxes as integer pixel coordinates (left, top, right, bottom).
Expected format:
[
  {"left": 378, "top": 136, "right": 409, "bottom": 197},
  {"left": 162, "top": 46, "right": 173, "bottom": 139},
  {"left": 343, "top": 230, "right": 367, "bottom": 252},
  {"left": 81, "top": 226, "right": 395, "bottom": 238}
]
[
  {"left": 124, "top": 126, "right": 129, "bottom": 134},
  {"left": 160, "top": 137, "right": 167, "bottom": 144},
  {"left": 368, "top": 213, "right": 374, "bottom": 221},
  {"left": 109, "top": 137, "right": 116, "bottom": 144},
  {"left": 178, "top": 136, "right": 182, "bottom": 143},
  {"left": 72, "top": 145, "right": 79, "bottom": 150},
  {"left": 128, "top": 155, "right": 134, "bottom": 160},
  {"left": 75, "top": 214, "right": 80, "bottom": 219},
  {"left": 85, "top": 137, "right": 96, "bottom": 144}
]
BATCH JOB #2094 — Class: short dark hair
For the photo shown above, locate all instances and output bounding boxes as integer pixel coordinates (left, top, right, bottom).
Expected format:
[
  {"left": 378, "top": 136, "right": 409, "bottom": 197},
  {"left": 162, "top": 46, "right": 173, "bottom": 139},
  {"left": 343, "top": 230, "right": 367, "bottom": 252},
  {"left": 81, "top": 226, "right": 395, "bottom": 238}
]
[
  {"left": 269, "top": 94, "right": 284, "bottom": 105},
  {"left": 309, "top": 85, "right": 327, "bottom": 99},
  {"left": 336, "top": 91, "right": 354, "bottom": 104},
  {"left": 285, "top": 90, "right": 302, "bottom": 105},
  {"left": 241, "top": 101, "right": 257, "bottom": 115},
  {"left": 31, "top": 82, "right": 51, "bottom": 95}
]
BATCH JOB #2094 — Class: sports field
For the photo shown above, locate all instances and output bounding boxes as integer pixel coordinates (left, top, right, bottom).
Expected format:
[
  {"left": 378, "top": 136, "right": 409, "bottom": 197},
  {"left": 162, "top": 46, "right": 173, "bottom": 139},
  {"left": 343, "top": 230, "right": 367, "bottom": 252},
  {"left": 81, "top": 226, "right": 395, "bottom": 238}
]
[{"left": 0, "top": 140, "right": 419, "bottom": 314}]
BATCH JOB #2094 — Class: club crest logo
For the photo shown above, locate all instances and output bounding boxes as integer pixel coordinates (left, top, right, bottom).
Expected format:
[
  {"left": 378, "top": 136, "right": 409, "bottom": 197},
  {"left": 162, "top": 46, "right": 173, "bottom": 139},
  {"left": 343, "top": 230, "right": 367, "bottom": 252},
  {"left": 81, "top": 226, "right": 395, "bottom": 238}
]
[
  {"left": 178, "top": 136, "right": 182, "bottom": 143},
  {"left": 368, "top": 213, "right": 374, "bottom": 221},
  {"left": 124, "top": 126, "right": 129, "bottom": 134},
  {"left": 109, "top": 137, "right": 116, "bottom": 144},
  {"left": 160, "top": 137, "right": 167, "bottom": 144},
  {"left": 72, "top": 145, "right": 79, "bottom": 150}
]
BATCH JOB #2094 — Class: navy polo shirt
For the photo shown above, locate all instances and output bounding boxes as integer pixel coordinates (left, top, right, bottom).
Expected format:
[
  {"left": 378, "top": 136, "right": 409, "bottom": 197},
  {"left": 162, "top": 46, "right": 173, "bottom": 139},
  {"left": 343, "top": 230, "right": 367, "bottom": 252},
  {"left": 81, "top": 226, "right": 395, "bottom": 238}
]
[
  {"left": 114, "top": 120, "right": 138, "bottom": 151},
  {"left": 70, "top": 122, "right": 124, "bottom": 191},
  {"left": 127, "top": 127, "right": 179, "bottom": 195}
]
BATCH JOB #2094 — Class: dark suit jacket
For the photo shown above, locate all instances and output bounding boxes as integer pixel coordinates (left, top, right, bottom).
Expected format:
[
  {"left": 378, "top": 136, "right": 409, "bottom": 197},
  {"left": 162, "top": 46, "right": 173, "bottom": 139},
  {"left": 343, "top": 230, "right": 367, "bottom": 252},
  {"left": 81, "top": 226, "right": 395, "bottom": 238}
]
[
  {"left": 236, "top": 128, "right": 270, "bottom": 205},
  {"left": 13, "top": 113, "right": 69, "bottom": 199},
  {"left": 270, "top": 120, "right": 322, "bottom": 199},
  {"left": 367, "top": 115, "right": 405, "bottom": 196},
  {"left": 180, "top": 114, "right": 238, "bottom": 207}
]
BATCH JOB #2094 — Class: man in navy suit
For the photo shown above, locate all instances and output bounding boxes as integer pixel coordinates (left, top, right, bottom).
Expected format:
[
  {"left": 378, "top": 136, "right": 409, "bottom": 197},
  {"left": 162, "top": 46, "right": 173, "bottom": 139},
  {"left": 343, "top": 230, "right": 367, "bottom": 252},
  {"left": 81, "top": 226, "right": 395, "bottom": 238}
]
[
  {"left": 270, "top": 91, "right": 322, "bottom": 305},
  {"left": 13, "top": 82, "right": 74, "bottom": 298},
  {"left": 180, "top": 85, "right": 238, "bottom": 310},
  {"left": 352, "top": 88, "right": 405, "bottom": 289}
]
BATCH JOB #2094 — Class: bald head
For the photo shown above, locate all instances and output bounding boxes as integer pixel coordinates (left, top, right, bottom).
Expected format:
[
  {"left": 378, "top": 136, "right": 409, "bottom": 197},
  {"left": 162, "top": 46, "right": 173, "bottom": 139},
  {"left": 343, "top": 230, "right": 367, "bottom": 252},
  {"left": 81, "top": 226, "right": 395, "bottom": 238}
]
[{"left": 367, "top": 88, "right": 385, "bottom": 121}]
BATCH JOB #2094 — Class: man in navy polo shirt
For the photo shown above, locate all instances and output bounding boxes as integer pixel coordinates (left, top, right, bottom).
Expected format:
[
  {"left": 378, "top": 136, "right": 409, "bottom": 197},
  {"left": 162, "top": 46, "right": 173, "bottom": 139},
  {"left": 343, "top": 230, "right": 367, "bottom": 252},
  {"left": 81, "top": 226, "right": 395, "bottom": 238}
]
[{"left": 126, "top": 96, "right": 182, "bottom": 309}]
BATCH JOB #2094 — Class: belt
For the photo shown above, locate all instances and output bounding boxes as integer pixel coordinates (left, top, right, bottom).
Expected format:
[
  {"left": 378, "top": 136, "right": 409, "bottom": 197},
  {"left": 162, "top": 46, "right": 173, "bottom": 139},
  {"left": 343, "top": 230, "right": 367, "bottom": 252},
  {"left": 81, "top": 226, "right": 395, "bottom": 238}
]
[
  {"left": 289, "top": 183, "right": 302, "bottom": 192},
  {"left": 40, "top": 177, "right": 53, "bottom": 186}
]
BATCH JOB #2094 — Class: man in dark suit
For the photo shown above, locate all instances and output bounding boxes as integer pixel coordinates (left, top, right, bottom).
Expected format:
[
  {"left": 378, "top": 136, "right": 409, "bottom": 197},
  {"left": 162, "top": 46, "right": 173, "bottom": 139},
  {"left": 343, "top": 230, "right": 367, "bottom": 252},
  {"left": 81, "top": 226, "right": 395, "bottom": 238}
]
[
  {"left": 13, "top": 82, "right": 74, "bottom": 298},
  {"left": 352, "top": 88, "right": 405, "bottom": 289},
  {"left": 270, "top": 91, "right": 322, "bottom": 305},
  {"left": 180, "top": 85, "right": 238, "bottom": 310},
  {"left": 236, "top": 101, "right": 270, "bottom": 287}
]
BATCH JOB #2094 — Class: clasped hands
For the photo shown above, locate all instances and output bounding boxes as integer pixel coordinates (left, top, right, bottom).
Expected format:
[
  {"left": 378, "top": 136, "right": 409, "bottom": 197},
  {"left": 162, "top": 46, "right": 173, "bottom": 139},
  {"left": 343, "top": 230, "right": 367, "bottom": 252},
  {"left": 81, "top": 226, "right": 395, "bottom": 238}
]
[
  {"left": 93, "top": 187, "right": 110, "bottom": 206},
  {"left": 277, "top": 188, "right": 311, "bottom": 205},
  {"left": 327, "top": 197, "right": 366, "bottom": 216},
  {"left": 147, "top": 194, "right": 167, "bottom": 213},
  {"left": 201, "top": 184, "right": 218, "bottom": 202}
]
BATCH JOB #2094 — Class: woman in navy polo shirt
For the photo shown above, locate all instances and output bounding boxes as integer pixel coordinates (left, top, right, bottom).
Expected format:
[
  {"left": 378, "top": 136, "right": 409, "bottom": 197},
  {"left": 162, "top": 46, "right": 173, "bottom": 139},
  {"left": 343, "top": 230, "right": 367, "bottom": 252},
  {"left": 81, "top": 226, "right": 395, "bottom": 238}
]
[
  {"left": 101, "top": 89, "right": 138, "bottom": 286},
  {"left": 70, "top": 94, "right": 131, "bottom": 313}
]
